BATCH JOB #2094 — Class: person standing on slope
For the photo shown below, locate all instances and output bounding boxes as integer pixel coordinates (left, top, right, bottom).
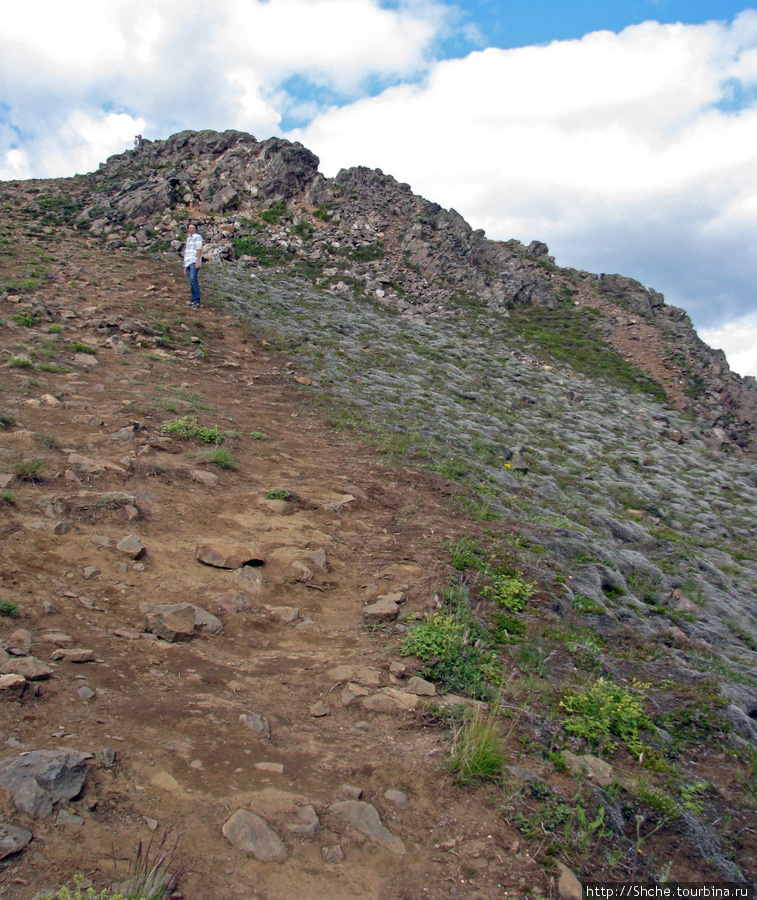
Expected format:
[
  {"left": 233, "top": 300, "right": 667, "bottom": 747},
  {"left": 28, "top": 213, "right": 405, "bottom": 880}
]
[{"left": 184, "top": 222, "right": 203, "bottom": 308}]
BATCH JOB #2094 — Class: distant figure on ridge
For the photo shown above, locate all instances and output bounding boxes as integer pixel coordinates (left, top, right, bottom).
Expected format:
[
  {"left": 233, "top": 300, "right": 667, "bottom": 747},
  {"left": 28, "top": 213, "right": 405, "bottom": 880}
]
[
  {"left": 134, "top": 134, "right": 142, "bottom": 148},
  {"left": 184, "top": 222, "right": 203, "bottom": 308}
]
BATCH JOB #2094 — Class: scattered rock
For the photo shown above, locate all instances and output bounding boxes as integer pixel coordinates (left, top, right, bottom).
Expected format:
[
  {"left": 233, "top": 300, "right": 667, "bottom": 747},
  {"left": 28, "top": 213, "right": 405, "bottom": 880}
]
[
  {"left": 222, "top": 809, "right": 287, "bottom": 862},
  {"left": 561, "top": 751, "right": 614, "bottom": 787},
  {"left": 341, "top": 785, "right": 362, "bottom": 800},
  {"left": 196, "top": 541, "right": 266, "bottom": 569},
  {"left": 0, "top": 674, "right": 26, "bottom": 699},
  {"left": 287, "top": 804, "right": 320, "bottom": 837},
  {"left": 239, "top": 712, "right": 271, "bottom": 739},
  {"left": 50, "top": 649, "right": 95, "bottom": 663},
  {"left": 384, "top": 789, "right": 408, "bottom": 808},
  {"left": 0, "top": 749, "right": 90, "bottom": 817},
  {"left": 116, "top": 534, "right": 145, "bottom": 559},
  {"left": 556, "top": 862, "right": 582, "bottom": 900},
  {"left": 1, "top": 657, "right": 53, "bottom": 681},
  {"left": 362, "top": 597, "right": 399, "bottom": 622},
  {"left": 141, "top": 602, "right": 196, "bottom": 642},
  {"left": 328, "top": 800, "right": 405, "bottom": 855},
  {"left": 191, "top": 470, "right": 218, "bottom": 486},
  {"left": 405, "top": 675, "right": 436, "bottom": 696},
  {"left": 310, "top": 701, "right": 329, "bottom": 717},
  {"left": 322, "top": 844, "right": 344, "bottom": 863},
  {"left": 0, "top": 823, "right": 32, "bottom": 860},
  {"left": 360, "top": 688, "right": 420, "bottom": 714},
  {"left": 328, "top": 665, "right": 381, "bottom": 686}
]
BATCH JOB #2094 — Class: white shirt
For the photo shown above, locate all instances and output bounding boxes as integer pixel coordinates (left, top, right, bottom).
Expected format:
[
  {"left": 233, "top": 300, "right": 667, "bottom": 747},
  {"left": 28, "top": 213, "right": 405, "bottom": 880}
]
[{"left": 184, "top": 232, "right": 203, "bottom": 268}]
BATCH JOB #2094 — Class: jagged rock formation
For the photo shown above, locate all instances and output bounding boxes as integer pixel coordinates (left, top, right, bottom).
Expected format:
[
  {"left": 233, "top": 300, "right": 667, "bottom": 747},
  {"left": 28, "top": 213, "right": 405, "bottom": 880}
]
[{"left": 42, "top": 128, "right": 754, "bottom": 453}]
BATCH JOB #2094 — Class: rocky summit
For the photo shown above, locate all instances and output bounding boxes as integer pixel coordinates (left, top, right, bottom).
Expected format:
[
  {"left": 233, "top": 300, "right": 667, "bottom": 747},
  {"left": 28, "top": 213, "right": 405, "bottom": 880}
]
[{"left": 0, "top": 130, "right": 755, "bottom": 898}]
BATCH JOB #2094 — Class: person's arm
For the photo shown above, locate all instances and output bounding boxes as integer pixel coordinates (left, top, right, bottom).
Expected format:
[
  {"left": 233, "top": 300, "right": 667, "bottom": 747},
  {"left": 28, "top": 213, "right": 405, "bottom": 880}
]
[{"left": 195, "top": 236, "right": 202, "bottom": 267}]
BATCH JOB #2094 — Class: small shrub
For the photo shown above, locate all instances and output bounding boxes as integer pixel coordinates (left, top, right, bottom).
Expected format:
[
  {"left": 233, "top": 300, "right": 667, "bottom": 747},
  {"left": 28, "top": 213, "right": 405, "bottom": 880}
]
[
  {"left": 14, "top": 455, "right": 44, "bottom": 481},
  {"left": 0, "top": 598, "right": 19, "bottom": 617},
  {"left": 248, "top": 431, "right": 268, "bottom": 440},
  {"left": 266, "top": 488, "right": 293, "bottom": 501},
  {"left": 70, "top": 342, "right": 97, "bottom": 355},
  {"left": 560, "top": 678, "right": 650, "bottom": 755},
  {"left": 48, "top": 323, "right": 62, "bottom": 334},
  {"left": 162, "top": 416, "right": 237, "bottom": 444},
  {"left": 449, "top": 713, "right": 504, "bottom": 784},
  {"left": 450, "top": 535, "right": 483, "bottom": 571},
  {"left": 12, "top": 310, "right": 40, "bottom": 327},
  {"left": 1, "top": 491, "right": 14, "bottom": 505},
  {"left": 482, "top": 574, "right": 533, "bottom": 612},
  {"left": 8, "top": 356, "right": 34, "bottom": 368}
]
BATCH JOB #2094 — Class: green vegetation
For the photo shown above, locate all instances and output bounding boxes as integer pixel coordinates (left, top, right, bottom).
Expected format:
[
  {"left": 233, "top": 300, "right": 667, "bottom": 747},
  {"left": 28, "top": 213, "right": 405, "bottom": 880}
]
[
  {"left": 0, "top": 598, "right": 19, "bottom": 617},
  {"left": 202, "top": 447, "right": 235, "bottom": 469},
  {"left": 12, "top": 310, "right": 40, "bottom": 327},
  {"left": 8, "top": 356, "right": 34, "bottom": 368},
  {"left": 232, "top": 235, "right": 287, "bottom": 266},
  {"left": 448, "top": 712, "right": 505, "bottom": 784},
  {"left": 260, "top": 202, "right": 287, "bottom": 225},
  {"left": 482, "top": 573, "right": 533, "bottom": 612},
  {"left": 509, "top": 303, "right": 667, "bottom": 399},
  {"left": 70, "top": 342, "right": 98, "bottom": 355},
  {"left": 161, "top": 416, "right": 238, "bottom": 444},
  {"left": 265, "top": 488, "right": 293, "bottom": 500},
  {"left": 560, "top": 678, "right": 651, "bottom": 756},
  {"left": 13, "top": 455, "right": 44, "bottom": 481}
]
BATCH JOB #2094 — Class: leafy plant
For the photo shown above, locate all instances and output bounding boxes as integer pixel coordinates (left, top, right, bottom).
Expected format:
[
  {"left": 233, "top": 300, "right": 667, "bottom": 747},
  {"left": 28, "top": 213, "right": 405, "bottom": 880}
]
[
  {"left": 490, "top": 612, "right": 526, "bottom": 644},
  {"left": 12, "top": 310, "right": 40, "bottom": 327},
  {"left": 48, "top": 323, "right": 62, "bottom": 334},
  {"left": 8, "top": 356, "right": 34, "bottom": 368},
  {"left": 450, "top": 535, "right": 484, "bottom": 571},
  {"left": 0, "top": 598, "right": 19, "bottom": 617},
  {"left": 248, "top": 431, "right": 268, "bottom": 440},
  {"left": 34, "top": 875, "right": 140, "bottom": 900},
  {"left": 161, "top": 416, "right": 237, "bottom": 444},
  {"left": 266, "top": 488, "right": 293, "bottom": 500},
  {"left": 560, "top": 678, "right": 650, "bottom": 755},
  {"left": 482, "top": 574, "right": 533, "bottom": 612}
]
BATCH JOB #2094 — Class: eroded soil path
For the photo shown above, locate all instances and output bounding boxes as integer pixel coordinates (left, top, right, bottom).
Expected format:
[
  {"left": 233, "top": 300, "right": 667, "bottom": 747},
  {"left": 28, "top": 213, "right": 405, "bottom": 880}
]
[{"left": 0, "top": 227, "right": 541, "bottom": 899}]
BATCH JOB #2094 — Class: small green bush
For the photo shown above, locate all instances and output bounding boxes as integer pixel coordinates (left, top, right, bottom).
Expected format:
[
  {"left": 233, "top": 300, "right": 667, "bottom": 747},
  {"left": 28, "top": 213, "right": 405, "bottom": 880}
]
[
  {"left": 14, "top": 456, "right": 44, "bottom": 481},
  {"left": 70, "top": 342, "right": 97, "bottom": 355},
  {"left": 0, "top": 598, "right": 19, "bottom": 617},
  {"left": 162, "top": 416, "right": 237, "bottom": 444},
  {"left": 265, "top": 488, "right": 293, "bottom": 500},
  {"left": 8, "top": 356, "right": 34, "bottom": 368},
  {"left": 12, "top": 310, "right": 40, "bottom": 327},
  {"left": 491, "top": 612, "right": 526, "bottom": 644},
  {"left": 561, "top": 678, "right": 650, "bottom": 754},
  {"left": 482, "top": 574, "right": 533, "bottom": 612},
  {"left": 48, "top": 323, "right": 62, "bottom": 334}
]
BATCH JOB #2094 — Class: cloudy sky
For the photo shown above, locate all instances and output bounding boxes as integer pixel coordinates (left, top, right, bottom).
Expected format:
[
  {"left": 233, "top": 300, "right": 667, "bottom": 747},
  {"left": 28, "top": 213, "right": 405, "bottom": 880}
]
[{"left": 2, "top": 1, "right": 757, "bottom": 376}]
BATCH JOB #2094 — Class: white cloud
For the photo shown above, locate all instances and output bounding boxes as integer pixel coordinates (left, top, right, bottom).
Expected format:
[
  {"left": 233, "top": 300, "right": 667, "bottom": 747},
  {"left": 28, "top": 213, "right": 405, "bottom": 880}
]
[
  {"left": 292, "top": 12, "right": 757, "bottom": 375},
  {"left": 701, "top": 317, "right": 757, "bottom": 378}
]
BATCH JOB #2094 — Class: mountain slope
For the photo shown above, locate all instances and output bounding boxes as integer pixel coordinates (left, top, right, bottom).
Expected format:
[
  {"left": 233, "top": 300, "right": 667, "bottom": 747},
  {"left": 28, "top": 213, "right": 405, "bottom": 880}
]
[{"left": 0, "top": 132, "right": 756, "bottom": 897}]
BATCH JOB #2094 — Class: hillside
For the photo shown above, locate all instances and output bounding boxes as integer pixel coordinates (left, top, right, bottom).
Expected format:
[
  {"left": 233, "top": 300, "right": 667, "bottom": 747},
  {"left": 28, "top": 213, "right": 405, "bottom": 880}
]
[{"left": 0, "top": 132, "right": 756, "bottom": 898}]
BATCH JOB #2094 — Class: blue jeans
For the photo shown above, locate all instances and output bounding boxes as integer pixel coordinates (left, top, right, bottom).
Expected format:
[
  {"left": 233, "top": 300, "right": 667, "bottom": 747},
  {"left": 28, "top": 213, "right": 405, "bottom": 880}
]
[{"left": 186, "top": 264, "right": 200, "bottom": 305}]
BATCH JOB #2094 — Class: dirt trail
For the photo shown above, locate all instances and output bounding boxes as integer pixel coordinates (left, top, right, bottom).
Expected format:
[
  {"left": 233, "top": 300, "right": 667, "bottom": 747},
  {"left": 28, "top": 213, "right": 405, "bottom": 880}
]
[{"left": 0, "top": 230, "right": 538, "bottom": 899}]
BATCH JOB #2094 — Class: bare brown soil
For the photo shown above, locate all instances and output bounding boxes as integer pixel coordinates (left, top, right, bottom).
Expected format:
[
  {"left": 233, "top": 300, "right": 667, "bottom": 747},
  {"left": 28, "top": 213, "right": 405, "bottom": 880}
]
[{"left": 0, "top": 227, "right": 548, "bottom": 899}]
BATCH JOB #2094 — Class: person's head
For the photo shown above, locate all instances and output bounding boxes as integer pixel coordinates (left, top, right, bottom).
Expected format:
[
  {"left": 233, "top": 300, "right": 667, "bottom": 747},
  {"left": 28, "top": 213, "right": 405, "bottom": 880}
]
[{"left": 188, "top": 222, "right": 196, "bottom": 234}]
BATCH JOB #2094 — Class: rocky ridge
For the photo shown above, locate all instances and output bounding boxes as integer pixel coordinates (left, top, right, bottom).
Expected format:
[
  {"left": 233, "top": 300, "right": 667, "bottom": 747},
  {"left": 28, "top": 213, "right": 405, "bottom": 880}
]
[{"left": 42, "top": 128, "right": 757, "bottom": 453}]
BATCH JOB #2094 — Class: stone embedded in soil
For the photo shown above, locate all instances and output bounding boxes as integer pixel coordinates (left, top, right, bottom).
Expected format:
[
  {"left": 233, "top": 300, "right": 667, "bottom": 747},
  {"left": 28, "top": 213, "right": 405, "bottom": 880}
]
[
  {"left": 322, "top": 844, "right": 345, "bottom": 863},
  {"left": 360, "top": 688, "right": 419, "bottom": 714},
  {"left": 562, "top": 751, "right": 614, "bottom": 786},
  {"left": 116, "top": 533, "right": 145, "bottom": 559},
  {"left": 362, "top": 597, "right": 399, "bottom": 622},
  {"left": 556, "top": 862, "right": 582, "bottom": 900},
  {"left": 51, "top": 649, "right": 95, "bottom": 663},
  {"left": 9, "top": 630, "right": 32, "bottom": 653},
  {"left": 287, "top": 804, "right": 320, "bottom": 837},
  {"left": 310, "top": 701, "right": 329, "bottom": 717},
  {"left": 0, "top": 749, "right": 90, "bottom": 817},
  {"left": 1, "top": 657, "right": 53, "bottom": 681},
  {"left": 341, "top": 682, "right": 370, "bottom": 705},
  {"left": 0, "top": 823, "right": 32, "bottom": 860},
  {"left": 196, "top": 541, "right": 266, "bottom": 569},
  {"left": 384, "top": 789, "right": 408, "bottom": 808},
  {"left": 405, "top": 675, "right": 436, "bottom": 696},
  {"left": 240, "top": 712, "right": 271, "bottom": 738},
  {"left": 328, "top": 665, "right": 381, "bottom": 686},
  {"left": 328, "top": 800, "right": 405, "bottom": 855},
  {"left": 191, "top": 469, "right": 219, "bottom": 486},
  {"left": 141, "top": 602, "right": 196, "bottom": 642},
  {"left": 267, "top": 605, "right": 299, "bottom": 624},
  {"left": 222, "top": 809, "right": 287, "bottom": 862},
  {"left": 0, "top": 674, "right": 27, "bottom": 698}
]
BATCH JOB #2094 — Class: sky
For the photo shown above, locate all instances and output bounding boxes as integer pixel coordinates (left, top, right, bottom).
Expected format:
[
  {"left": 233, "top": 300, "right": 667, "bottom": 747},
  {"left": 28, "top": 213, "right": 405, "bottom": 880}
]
[{"left": 2, "top": 1, "right": 757, "bottom": 377}]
